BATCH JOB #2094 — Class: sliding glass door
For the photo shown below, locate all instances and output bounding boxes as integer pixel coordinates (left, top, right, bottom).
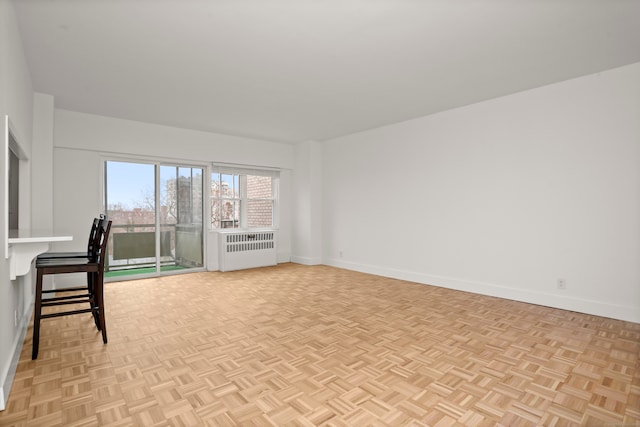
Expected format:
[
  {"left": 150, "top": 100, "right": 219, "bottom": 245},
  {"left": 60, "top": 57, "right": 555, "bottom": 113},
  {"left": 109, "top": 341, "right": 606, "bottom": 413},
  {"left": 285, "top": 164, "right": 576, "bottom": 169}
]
[{"left": 105, "top": 160, "right": 204, "bottom": 277}]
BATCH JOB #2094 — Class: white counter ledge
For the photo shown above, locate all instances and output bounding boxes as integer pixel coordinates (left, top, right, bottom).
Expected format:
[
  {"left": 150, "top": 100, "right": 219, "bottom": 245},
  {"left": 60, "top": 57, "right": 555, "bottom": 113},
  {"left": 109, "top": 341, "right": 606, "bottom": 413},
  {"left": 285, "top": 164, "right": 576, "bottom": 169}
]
[{"left": 7, "top": 230, "right": 73, "bottom": 280}]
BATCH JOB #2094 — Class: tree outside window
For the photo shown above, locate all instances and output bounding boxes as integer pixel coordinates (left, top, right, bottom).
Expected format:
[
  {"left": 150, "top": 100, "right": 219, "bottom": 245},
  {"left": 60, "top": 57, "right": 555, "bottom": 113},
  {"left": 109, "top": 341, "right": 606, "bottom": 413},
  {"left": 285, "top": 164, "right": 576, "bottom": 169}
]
[{"left": 211, "top": 171, "right": 276, "bottom": 229}]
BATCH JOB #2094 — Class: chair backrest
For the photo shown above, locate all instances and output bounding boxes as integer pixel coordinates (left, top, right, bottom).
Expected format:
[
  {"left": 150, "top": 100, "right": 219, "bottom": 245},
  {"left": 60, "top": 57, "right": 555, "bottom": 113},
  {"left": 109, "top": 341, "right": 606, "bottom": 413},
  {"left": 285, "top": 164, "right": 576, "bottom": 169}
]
[
  {"left": 86, "top": 214, "right": 108, "bottom": 254},
  {"left": 97, "top": 219, "right": 112, "bottom": 270},
  {"left": 86, "top": 217, "right": 101, "bottom": 254},
  {"left": 89, "top": 217, "right": 111, "bottom": 264}
]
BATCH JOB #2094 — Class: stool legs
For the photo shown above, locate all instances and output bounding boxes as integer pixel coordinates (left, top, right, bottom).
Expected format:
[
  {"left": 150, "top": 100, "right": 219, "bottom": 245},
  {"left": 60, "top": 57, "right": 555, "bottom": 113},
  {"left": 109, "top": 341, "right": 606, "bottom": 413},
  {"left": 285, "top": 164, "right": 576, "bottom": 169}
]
[
  {"left": 31, "top": 270, "right": 107, "bottom": 359},
  {"left": 95, "top": 276, "right": 107, "bottom": 344},
  {"left": 32, "top": 270, "right": 44, "bottom": 360},
  {"left": 88, "top": 272, "right": 101, "bottom": 330}
]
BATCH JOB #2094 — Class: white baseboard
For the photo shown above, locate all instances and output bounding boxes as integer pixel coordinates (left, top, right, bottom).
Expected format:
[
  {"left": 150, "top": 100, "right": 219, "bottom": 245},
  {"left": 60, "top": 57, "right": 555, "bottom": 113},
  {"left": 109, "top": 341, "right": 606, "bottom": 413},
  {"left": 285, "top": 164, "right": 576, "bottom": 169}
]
[
  {"left": 325, "top": 258, "right": 640, "bottom": 324},
  {"left": 0, "top": 304, "right": 32, "bottom": 412}
]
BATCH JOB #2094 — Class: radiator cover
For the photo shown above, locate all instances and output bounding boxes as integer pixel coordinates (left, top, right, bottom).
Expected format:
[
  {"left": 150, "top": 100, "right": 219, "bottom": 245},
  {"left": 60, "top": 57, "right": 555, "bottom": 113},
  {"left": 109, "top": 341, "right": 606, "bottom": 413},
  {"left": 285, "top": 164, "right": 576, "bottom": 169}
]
[{"left": 218, "top": 231, "right": 277, "bottom": 272}]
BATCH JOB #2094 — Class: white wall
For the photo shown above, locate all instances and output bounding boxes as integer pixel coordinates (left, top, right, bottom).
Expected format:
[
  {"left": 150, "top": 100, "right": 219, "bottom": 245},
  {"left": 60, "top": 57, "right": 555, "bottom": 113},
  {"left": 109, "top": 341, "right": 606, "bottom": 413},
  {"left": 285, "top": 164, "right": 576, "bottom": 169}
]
[
  {"left": 0, "top": 0, "right": 35, "bottom": 410},
  {"left": 291, "top": 140, "right": 323, "bottom": 264},
  {"left": 50, "top": 110, "right": 294, "bottom": 278},
  {"left": 31, "top": 93, "right": 54, "bottom": 231},
  {"left": 323, "top": 63, "right": 640, "bottom": 323}
]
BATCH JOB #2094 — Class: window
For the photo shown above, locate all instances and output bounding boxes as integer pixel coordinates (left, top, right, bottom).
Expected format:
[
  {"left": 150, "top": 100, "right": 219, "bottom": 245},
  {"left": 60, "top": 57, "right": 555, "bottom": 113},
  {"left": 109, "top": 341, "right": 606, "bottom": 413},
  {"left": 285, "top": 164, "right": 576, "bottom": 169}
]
[{"left": 211, "top": 168, "right": 278, "bottom": 229}]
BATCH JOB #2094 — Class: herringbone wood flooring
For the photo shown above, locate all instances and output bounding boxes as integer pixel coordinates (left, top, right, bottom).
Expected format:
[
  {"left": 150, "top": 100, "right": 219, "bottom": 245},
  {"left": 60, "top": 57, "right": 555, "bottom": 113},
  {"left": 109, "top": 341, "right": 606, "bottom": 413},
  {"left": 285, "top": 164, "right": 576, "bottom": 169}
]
[{"left": 1, "top": 263, "right": 639, "bottom": 426}]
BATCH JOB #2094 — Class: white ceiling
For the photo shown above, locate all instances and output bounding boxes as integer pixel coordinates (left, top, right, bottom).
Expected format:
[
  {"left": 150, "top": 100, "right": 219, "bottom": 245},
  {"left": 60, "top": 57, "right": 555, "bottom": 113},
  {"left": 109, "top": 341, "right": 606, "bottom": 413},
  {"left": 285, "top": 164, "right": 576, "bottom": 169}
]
[{"left": 13, "top": 0, "right": 640, "bottom": 144}]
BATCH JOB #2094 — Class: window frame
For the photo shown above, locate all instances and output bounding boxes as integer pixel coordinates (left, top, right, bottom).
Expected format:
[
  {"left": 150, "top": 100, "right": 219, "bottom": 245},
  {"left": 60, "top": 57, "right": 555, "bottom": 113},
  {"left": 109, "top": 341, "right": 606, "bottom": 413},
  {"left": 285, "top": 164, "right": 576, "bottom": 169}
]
[
  {"left": 211, "top": 172, "right": 241, "bottom": 229},
  {"left": 210, "top": 166, "right": 279, "bottom": 231}
]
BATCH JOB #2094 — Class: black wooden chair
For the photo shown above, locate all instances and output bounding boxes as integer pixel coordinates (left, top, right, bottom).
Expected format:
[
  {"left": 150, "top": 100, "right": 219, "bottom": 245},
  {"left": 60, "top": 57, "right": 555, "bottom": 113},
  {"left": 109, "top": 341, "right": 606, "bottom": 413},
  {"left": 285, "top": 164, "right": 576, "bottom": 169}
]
[
  {"left": 36, "top": 215, "right": 105, "bottom": 328},
  {"left": 32, "top": 219, "right": 112, "bottom": 359}
]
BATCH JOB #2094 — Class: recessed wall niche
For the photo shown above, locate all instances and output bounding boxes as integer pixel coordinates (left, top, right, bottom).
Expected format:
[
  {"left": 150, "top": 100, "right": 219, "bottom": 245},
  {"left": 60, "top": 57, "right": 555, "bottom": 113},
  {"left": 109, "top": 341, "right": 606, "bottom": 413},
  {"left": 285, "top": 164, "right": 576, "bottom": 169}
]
[
  {"left": 4, "top": 115, "right": 28, "bottom": 256},
  {"left": 8, "top": 138, "right": 19, "bottom": 230}
]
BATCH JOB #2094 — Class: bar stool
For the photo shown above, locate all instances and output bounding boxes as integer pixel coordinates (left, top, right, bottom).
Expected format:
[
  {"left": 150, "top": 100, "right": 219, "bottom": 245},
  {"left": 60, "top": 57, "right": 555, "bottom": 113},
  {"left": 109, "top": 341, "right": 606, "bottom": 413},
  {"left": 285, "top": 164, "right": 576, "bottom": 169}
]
[
  {"left": 32, "top": 219, "right": 112, "bottom": 359},
  {"left": 37, "top": 215, "right": 104, "bottom": 328}
]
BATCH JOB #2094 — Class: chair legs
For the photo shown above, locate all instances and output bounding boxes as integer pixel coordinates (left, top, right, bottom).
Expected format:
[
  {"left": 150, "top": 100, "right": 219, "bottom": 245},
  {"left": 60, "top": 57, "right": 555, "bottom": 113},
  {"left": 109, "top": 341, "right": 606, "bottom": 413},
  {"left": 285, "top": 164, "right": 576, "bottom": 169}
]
[
  {"left": 32, "top": 270, "right": 44, "bottom": 360},
  {"left": 32, "top": 270, "right": 108, "bottom": 360},
  {"left": 95, "top": 276, "right": 108, "bottom": 344},
  {"left": 87, "top": 272, "right": 101, "bottom": 330}
]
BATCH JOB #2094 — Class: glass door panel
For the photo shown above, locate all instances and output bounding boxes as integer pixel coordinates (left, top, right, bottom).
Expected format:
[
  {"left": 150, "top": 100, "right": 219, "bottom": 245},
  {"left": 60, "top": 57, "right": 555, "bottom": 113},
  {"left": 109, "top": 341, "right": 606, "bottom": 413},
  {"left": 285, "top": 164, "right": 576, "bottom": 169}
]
[
  {"left": 105, "top": 161, "right": 157, "bottom": 276},
  {"left": 160, "top": 165, "right": 204, "bottom": 270}
]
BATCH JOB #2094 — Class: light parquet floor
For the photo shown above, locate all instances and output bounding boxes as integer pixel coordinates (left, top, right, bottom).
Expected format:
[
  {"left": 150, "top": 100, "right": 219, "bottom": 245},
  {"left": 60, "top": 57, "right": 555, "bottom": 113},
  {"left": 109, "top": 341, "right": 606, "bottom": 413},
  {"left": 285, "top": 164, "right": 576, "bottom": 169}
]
[{"left": 1, "top": 263, "right": 639, "bottom": 426}]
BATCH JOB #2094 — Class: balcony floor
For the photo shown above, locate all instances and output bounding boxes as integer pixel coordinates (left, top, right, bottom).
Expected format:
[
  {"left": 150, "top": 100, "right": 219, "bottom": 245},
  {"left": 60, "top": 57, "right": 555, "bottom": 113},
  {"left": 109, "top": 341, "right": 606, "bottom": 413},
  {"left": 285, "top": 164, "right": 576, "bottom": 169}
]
[{"left": 105, "top": 264, "right": 188, "bottom": 278}]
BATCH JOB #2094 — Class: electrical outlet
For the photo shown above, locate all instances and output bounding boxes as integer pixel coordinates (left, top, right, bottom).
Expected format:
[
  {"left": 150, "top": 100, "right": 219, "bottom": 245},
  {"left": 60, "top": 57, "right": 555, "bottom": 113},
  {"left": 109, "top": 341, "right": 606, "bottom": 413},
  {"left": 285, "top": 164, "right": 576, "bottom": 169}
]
[
  {"left": 557, "top": 278, "right": 566, "bottom": 290},
  {"left": 339, "top": 251, "right": 343, "bottom": 258},
  {"left": 14, "top": 310, "right": 18, "bottom": 327}
]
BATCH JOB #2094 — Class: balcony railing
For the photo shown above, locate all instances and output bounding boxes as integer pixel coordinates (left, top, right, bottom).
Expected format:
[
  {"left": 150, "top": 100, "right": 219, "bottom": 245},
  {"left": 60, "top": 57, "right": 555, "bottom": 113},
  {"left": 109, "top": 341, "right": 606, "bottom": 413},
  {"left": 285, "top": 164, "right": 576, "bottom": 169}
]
[{"left": 107, "top": 223, "right": 203, "bottom": 273}]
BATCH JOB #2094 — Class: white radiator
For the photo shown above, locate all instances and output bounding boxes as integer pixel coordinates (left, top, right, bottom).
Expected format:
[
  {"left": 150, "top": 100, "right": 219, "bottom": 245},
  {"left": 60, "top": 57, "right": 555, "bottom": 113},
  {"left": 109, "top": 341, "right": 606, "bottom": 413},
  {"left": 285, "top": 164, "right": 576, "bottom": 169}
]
[{"left": 218, "top": 231, "right": 277, "bottom": 272}]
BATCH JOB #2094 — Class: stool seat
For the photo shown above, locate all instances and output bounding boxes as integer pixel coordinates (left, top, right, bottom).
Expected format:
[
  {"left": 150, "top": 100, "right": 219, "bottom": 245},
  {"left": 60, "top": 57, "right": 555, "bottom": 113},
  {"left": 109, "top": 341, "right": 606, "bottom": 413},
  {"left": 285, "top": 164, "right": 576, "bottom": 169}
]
[{"left": 36, "top": 257, "right": 100, "bottom": 270}]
